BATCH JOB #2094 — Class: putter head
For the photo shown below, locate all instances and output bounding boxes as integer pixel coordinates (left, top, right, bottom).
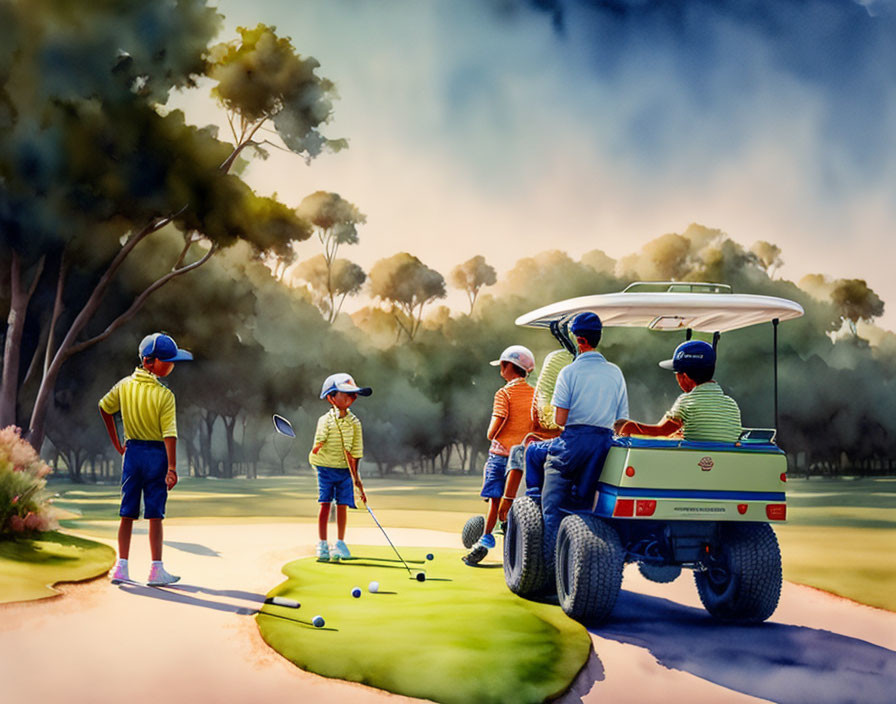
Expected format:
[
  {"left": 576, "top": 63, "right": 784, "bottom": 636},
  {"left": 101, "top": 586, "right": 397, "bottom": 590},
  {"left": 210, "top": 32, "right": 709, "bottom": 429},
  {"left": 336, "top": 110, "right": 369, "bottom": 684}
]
[{"left": 272, "top": 414, "right": 296, "bottom": 438}]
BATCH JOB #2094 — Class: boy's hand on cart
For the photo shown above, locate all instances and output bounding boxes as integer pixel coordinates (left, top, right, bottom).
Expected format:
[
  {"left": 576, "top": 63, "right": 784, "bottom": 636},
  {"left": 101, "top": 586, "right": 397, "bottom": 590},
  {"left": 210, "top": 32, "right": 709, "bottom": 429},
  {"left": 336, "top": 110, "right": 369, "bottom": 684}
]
[
  {"left": 614, "top": 419, "right": 631, "bottom": 435},
  {"left": 166, "top": 468, "right": 178, "bottom": 490}
]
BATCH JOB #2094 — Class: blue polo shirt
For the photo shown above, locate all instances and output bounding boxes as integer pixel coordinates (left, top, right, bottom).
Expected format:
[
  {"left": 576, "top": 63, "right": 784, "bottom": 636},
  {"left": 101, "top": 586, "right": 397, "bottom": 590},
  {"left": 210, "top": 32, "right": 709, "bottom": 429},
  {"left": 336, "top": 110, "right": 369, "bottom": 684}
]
[{"left": 551, "top": 351, "right": 628, "bottom": 429}]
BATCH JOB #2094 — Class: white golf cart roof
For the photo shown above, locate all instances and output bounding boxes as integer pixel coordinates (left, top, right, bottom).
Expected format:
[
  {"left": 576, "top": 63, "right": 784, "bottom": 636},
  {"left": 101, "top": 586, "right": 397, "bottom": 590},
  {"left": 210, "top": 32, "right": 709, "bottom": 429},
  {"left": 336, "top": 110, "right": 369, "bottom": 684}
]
[{"left": 516, "top": 282, "right": 804, "bottom": 333}]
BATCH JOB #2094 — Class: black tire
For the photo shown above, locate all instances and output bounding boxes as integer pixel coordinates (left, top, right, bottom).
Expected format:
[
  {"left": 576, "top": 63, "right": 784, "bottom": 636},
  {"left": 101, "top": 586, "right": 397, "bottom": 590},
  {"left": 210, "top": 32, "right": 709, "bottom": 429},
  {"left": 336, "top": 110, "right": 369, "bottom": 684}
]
[
  {"left": 504, "top": 497, "right": 549, "bottom": 596},
  {"left": 555, "top": 514, "right": 624, "bottom": 625},
  {"left": 695, "top": 523, "right": 782, "bottom": 623},
  {"left": 638, "top": 562, "right": 682, "bottom": 584},
  {"left": 461, "top": 515, "right": 485, "bottom": 549}
]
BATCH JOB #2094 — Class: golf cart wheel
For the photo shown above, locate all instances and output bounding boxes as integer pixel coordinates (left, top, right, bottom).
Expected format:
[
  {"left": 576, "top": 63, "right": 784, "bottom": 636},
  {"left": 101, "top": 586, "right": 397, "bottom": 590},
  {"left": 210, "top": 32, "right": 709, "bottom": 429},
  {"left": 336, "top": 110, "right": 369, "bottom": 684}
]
[
  {"left": 638, "top": 562, "right": 682, "bottom": 584},
  {"left": 504, "top": 497, "right": 549, "bottom": 596},
  {"left": 462, "top": 515, "right": 485, "bottom": 549},
  {"left": 555, "top": 514, "right": 624, "bottom": 625},
  {"left": 695, "top": 523, "right": 782, "bottom": 623}
]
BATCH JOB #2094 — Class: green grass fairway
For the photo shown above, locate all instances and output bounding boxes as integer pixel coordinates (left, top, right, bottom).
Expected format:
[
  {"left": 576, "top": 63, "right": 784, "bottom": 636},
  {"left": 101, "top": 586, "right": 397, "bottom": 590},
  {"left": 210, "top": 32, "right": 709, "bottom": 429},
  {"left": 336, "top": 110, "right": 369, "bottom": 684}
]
[
  {"left": 778, "top": 525, "right": 896, "bottom": 611},
  {"left": 0, "top": 531, "right": 116, "bottom": 603},
  {"left": 51, "top": 475, "right": 486, "bottom": 533},
  {"left": 779, "top": 477, "right": 896, "bottom": 610},
  {"left": 256, "top": 546, "right": 590, "bottom": 704}
]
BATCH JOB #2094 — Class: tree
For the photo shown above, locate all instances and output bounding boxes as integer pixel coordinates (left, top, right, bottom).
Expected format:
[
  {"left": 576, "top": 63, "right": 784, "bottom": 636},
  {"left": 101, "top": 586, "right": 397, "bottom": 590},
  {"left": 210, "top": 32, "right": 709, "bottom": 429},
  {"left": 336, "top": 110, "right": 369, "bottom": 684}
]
[
  {"left": 293, "top": 254, "right": 366, "bottom": 322},
  {"left": 581, "top": 248, "right": 616, "bottom": 275},
  {"left": 297, "top": 191, "right": 366, "bottom": 322},
  {"left": 751, "top": 241, "right": 784, "bottom": 278},
  {"left": 368, "top": 253, "right": 446, "bottom": 341},
  {"left": 450, "top": 255, "right": 497, "bottom": 314},
  {"left": 1, "top": 9, "right": 343, "bottom": 448},
  {"left": 830, "top": 278, "right": 885, "bottom": 336}
]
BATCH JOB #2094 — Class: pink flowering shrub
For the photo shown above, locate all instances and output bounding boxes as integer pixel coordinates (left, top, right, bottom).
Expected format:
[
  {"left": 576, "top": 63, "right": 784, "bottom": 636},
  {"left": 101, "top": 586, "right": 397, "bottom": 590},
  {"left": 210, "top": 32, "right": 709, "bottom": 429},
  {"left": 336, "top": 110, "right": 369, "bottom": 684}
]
[{"left": 0, "top": 426, "right": 56, "bottom": 537}]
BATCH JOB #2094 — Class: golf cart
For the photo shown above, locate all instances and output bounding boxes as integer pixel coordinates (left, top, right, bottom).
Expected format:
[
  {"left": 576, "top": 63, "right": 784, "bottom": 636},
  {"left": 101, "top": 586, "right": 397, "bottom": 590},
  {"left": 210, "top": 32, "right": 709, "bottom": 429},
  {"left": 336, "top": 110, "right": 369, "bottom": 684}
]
[{"left": 503, "top": 282, "right": 803, "bottom": 625}]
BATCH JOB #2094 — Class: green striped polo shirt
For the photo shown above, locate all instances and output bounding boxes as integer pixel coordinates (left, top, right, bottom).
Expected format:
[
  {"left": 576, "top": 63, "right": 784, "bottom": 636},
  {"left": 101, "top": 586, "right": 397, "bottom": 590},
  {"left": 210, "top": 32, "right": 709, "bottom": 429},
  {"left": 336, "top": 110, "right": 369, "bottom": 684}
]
[
  {"left": 665, "top": 381, "right": 742, "bottom": 443},
  {"left": 309, "top": 408, "right": 363, "bottom": 468}
]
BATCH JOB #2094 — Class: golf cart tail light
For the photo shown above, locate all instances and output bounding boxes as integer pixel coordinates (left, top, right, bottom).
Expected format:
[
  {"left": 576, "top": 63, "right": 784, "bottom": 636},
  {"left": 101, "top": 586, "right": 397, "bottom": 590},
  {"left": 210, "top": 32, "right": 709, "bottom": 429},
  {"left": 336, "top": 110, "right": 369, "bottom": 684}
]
[
  {"left": 625, "top": 466, "right": 635, "bottom": 477},
  {"left": 635, "top": 500, "right": 656, "bottom": 516},
  {"left": 613, "top": 499, "right": 634, "bottom": 517},
  {"left": 780, "top": 473, "right": 787, "bottom": 482},
  {"left": 766, "top": 504, "right": 786, "bottom": 520},
  {"left": 737, "top": 504, "right": 748, "bottom": 515}
]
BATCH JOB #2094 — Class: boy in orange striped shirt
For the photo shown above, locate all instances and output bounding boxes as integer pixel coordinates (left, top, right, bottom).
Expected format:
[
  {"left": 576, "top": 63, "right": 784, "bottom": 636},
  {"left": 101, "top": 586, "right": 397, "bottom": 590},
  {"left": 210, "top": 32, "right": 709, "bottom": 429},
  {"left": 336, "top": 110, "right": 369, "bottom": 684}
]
[{"left": 463, "top": 345, "right": 535, "bottom": 566}]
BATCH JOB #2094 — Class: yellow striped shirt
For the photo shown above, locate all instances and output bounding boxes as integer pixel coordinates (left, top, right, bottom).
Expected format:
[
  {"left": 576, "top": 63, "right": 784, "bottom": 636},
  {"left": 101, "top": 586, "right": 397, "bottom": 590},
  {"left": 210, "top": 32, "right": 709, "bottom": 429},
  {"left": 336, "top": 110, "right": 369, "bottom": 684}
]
[
  {"left": 309, "top": 408, "right": 363, "bottom": 468},
  {"left": 98, "top": 367, "right": 177, "bottom": 441},
  {"left": 533, "top": 349, "right": 574, "bottom": 430}
]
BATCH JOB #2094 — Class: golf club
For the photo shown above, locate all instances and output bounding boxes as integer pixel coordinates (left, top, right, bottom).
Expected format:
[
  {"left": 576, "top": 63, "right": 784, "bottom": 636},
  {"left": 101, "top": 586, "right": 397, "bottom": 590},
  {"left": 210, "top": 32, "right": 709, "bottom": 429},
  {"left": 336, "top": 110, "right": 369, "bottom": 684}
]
[
  {"left": 362, "top": 500, "right": 415, "bottom": 577},
  {"left": 272, "top": 414, "right": 296, "bottom": 438}
]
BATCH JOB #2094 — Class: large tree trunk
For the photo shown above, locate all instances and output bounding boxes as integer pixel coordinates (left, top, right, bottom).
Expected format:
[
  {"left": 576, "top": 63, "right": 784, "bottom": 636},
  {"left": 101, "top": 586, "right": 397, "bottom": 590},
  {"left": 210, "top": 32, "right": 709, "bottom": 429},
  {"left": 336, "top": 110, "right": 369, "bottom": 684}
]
[
  {"left": 1, "top": 253, "right": 44, "bottom": 427},
  {"left": 222, "top": 415, "right": 236, "bottom": 478},
  {"left": 26, "top": 217, "right": 212, "bottom": 450}
]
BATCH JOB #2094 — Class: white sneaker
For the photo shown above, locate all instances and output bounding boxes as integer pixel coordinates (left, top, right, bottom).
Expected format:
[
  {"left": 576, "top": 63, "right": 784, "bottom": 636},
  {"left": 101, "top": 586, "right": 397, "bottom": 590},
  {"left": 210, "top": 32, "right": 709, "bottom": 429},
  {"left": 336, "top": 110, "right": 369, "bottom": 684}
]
[
  {"left": 147, "top": 563, "right": 180, "bottom": 586},
  {"left": 111, "top": 560, "right": 129, "bottom": 582},
  {"left": 332, "top": 540, "right": 351, "bottom": 560},
  {"left": 316, "top": 540, "right": 330, "bottom": 562}
]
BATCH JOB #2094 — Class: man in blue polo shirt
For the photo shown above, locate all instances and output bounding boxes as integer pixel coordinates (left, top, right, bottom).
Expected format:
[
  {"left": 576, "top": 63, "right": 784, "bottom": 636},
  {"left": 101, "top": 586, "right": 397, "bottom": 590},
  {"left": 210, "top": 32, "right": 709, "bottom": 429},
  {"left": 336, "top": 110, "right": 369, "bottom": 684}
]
[{"left": 542, "top": 312, "right": 629, "bottom": 570}]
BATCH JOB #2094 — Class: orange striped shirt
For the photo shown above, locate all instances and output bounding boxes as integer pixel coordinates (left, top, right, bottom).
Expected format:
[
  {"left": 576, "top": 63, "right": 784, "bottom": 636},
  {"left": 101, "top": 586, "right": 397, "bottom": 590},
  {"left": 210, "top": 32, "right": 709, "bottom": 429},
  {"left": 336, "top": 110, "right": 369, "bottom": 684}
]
[{"left": 490, "top": 378, "right": 535, "bottom": 456}]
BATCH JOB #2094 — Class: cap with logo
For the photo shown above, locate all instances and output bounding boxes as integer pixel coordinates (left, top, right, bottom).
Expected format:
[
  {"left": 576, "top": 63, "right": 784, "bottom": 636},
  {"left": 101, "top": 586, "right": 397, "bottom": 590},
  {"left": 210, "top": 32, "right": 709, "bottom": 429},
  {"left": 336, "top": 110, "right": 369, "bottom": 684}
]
[
  {"left": 489, "top": 345, "right": 536, "bottom": 373},
  {"left": 138, "top": 333, "right": 193, "bottom": 362},
  {"left": 320, "top": 373, "right": 373, "bottom": 399},
  {"left": 659, "top": 340, "right": 715, "bottom": 375}
]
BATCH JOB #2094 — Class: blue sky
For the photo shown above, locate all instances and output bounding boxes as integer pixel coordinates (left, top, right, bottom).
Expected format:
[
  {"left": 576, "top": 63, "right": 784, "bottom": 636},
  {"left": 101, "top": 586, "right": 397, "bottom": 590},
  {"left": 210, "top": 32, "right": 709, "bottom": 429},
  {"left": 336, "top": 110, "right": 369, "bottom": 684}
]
[{"left": 176, "top": 0, "right": 896, "bottom": 327}]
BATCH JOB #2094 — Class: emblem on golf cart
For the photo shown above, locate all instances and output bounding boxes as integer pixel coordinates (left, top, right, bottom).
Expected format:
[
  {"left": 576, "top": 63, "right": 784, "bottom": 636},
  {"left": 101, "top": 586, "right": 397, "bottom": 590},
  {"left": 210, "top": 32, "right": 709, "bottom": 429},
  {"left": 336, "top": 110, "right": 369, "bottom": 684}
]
[{"left": 698, "top": 456, "right": 714, "bottom": 471}]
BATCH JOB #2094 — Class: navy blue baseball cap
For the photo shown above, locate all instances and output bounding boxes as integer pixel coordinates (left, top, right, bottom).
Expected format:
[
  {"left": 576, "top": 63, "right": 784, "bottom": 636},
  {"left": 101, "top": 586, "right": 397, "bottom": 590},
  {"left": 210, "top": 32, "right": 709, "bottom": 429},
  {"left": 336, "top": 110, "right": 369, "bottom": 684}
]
[
  {"left": 659, "top": 340, "right": 715, "bottom": 374},
  {"left": 138, "top": 333, "right": 193, "bottom": 362},
  {"left": 570, "top": 312, "right": 602, "bottom": 335}
]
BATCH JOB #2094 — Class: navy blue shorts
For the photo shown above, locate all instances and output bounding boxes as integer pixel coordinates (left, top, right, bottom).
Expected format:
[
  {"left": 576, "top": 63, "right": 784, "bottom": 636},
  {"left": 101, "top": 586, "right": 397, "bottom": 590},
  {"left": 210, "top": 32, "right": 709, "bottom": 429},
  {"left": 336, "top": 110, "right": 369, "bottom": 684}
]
[
  {"left": 480, "top": 453, "right": 508, "bottom": 499},
  {"left": 120, "top": 440, "right": 168, "bottom": 520},
  {"left": 316, "top": 466, "right": 356, "bottom": 508}
]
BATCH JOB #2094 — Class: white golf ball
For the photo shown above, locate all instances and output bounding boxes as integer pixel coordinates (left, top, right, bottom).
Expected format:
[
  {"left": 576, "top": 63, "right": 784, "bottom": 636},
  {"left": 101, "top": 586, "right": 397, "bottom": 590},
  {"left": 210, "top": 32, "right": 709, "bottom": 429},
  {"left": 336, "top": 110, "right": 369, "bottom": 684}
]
[{"left": 368, "top": 581, "right": 379, "bottom": 593}]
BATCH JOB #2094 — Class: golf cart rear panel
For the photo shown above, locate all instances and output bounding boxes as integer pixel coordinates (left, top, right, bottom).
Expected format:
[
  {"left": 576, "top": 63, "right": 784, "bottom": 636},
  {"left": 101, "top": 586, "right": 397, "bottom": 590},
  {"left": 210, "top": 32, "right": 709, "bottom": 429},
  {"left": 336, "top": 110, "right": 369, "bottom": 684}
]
[{"left": 593, "top": 441, "right": 787, "bottom": 522}]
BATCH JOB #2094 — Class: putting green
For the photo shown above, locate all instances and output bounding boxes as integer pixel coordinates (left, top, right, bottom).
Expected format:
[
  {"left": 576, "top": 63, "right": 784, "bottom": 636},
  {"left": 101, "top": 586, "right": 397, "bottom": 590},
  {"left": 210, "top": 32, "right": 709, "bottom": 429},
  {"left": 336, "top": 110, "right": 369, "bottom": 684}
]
[
  {"left": 257, "top": 546, "right": 590, "bottom": 704},
  {"left": 0, "top": 531, "right": 116, "bottom": 603}
]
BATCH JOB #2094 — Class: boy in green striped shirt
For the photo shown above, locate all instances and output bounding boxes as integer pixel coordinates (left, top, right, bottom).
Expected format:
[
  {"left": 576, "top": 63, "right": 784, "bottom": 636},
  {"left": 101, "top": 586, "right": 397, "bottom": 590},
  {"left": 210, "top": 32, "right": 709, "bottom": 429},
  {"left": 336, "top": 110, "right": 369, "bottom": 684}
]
[
  {"left": 309, "top": 373, "right": 371, "bottom": 562},
  {"left": 615, "top": 340, "right": 741, "bottom": 443}
]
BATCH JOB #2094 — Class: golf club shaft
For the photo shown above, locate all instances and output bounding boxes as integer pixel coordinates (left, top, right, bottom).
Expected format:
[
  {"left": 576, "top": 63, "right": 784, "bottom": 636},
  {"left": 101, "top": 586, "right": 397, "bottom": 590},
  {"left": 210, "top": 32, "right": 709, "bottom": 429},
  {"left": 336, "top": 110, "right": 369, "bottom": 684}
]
[{"left": 365, "top": 505, "right": 413, "bottom": 575}]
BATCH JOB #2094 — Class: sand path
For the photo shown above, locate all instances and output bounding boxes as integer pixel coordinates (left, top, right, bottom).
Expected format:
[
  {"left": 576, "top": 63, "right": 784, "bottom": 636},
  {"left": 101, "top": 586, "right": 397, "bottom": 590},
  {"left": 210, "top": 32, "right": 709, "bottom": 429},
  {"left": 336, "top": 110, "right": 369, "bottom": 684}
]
[{"left": 1, "top": 522, "right": 894, "bottom": 704}]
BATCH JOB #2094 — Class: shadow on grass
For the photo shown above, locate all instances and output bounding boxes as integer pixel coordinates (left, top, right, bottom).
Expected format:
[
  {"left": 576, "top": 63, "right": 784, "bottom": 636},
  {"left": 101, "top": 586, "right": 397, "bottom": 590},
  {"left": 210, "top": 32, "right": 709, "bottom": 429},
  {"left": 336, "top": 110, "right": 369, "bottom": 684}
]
[{"left": 589, "top": 590, "right": 896, "bottom": 704}]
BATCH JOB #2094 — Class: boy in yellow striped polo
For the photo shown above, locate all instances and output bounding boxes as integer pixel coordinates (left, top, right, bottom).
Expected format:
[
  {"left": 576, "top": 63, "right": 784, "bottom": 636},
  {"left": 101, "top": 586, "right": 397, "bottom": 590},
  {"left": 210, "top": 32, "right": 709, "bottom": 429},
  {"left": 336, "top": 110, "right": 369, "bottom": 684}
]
[
  {"left": 309, "top": 373, "right": 371, "bottom": 562},
  {"left": 615, "top": 340, "right": 741, "bottom": 442},
  {"left": 99, "top": 333, "right": 193, "bottom": 585}
]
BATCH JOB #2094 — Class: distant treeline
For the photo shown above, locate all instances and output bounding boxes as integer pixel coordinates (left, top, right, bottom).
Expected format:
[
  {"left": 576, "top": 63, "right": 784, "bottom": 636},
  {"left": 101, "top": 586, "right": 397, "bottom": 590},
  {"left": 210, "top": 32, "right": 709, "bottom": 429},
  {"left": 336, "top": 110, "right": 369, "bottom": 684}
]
[{"left": 27, "top": 224, "right": 896, "bottom": 481}]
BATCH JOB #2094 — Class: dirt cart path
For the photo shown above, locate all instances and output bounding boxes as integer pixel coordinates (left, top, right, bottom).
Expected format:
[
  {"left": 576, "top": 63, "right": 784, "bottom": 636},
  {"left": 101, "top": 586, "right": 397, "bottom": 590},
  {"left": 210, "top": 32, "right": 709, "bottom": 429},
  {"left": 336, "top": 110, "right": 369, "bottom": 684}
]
[{"left": 1, "top": 523, "right": 894, "bottom": 704}]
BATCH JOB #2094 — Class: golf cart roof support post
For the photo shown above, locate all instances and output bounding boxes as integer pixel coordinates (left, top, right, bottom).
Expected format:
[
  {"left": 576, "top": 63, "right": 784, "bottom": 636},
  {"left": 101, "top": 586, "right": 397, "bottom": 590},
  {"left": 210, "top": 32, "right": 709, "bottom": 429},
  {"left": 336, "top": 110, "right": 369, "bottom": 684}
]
[
  {"left": 712, "top": 331, "right": 720, "bottom": 350},
  {"left": 685, "top": 328, "right": 693, "bottom": 341},
  {"left": 550, "top": 319, "right": 577, "bottom": 357},
  {"left": 773, "top": 318, "right": 779, "bottom": 434}
]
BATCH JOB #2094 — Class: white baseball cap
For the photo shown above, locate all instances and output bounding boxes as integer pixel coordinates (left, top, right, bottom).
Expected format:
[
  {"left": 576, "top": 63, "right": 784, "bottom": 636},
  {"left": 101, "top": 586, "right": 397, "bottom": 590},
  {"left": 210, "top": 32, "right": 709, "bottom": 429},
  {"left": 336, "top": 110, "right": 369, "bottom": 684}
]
[
  {"left": 489, "top": 345, "right": 536, "bottom": 373},
  {"left": 320, "top": 373, "right": 373, "bottom": 399}
]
